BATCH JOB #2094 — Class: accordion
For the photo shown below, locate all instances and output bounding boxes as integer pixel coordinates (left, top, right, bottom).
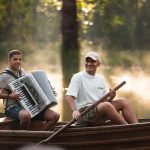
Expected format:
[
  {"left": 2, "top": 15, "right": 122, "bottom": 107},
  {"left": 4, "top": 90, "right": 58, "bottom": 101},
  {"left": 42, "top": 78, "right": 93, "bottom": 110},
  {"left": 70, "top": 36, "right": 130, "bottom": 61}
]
[{"left": 8, "top": 70, "right": 57, "bottom": 118}]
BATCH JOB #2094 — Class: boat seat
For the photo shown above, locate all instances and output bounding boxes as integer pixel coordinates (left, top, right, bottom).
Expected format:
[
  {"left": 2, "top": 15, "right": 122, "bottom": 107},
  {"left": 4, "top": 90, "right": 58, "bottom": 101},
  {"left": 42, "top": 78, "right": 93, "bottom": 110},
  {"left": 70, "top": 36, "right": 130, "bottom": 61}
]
[
  {"left": 0, "top": 117, "right": 20, "bottom": 130},
  {"left": 0, "top": 116, "right": 16, "bottom": 124},
  {"left": 0, "top": 117, "right": 48, "bottom": 131},
  {"left": 73, "top": 120, "right": 112, "bottom": 127}
]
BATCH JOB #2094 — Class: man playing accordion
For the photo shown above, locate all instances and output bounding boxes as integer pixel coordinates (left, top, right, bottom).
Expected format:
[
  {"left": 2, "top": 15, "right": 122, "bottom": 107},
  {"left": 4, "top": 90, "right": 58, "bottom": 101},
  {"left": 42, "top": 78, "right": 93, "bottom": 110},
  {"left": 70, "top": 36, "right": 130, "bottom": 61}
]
[{"left": 0, "top": 50, "right": 60, "bottom": 130}]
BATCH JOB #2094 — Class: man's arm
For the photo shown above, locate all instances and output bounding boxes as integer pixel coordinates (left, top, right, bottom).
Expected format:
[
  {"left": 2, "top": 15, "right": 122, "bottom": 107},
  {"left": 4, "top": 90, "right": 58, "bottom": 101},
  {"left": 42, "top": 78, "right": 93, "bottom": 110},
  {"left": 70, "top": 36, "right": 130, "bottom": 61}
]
[
  {"left": 0, "top": 89, "right": 20, "bottom": 101},
  {"left": 0, "top": 89, "right": 10, "bottom": 99},
  {"left": 66, "top": 95, "right": 77, "bottom": 111},
  {"left": 66, "top": 95, "right": 81, "bottom": 120}
]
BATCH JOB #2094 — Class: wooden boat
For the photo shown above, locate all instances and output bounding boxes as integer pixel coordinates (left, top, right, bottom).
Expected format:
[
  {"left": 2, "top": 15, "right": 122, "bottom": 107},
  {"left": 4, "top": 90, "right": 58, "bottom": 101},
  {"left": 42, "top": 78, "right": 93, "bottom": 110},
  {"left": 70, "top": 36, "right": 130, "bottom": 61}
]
[{"left": 1, "top": 113, "right": 150, "bottom": 150}]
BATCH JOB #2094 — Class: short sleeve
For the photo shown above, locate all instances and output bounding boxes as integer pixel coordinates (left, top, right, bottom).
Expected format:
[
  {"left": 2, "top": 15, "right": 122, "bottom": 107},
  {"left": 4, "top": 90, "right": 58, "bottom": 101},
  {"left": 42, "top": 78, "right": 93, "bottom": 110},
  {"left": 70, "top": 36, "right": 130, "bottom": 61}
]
[{"left": 66, "top": 74, "right": 80, "bottom": 98}]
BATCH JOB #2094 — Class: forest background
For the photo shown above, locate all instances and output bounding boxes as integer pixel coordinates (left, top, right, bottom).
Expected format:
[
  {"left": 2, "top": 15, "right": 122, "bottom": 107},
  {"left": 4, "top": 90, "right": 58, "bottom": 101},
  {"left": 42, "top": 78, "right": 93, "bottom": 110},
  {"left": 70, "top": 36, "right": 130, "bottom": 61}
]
[{"left": 0, "top": 0, "right": 150, "bottom": 121}]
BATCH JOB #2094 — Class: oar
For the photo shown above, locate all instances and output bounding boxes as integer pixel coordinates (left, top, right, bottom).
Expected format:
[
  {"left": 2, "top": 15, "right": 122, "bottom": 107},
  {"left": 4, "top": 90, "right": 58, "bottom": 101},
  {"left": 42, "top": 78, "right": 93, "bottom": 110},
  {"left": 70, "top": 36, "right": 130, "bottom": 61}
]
[{"left": 32, "top": 81, "right": 126, "bottom": 149}]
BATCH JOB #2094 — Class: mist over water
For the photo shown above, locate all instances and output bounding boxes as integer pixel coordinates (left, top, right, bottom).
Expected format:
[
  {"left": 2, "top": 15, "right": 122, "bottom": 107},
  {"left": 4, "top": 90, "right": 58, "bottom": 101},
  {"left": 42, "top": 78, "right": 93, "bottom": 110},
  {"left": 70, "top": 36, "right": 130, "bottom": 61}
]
[
  {"left": 0, "top": 45, "right": 150, "bottom": 120},
  {"left": 110, "top": 69, "right": 150, "bottom": 118}
]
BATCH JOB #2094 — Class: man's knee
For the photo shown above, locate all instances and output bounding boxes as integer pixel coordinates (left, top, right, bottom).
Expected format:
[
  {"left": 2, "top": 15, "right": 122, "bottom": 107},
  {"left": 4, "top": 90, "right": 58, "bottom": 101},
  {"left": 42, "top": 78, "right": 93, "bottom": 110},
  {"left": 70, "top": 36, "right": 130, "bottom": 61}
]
[
  {"left": 52, "top": 112, "right": 60, "bottom": 122},
  {"left": 45, "top": 111, "right": 60, "bottom": 122},
  {"left": 19, "top": 110, "right": 31, "bottom": 121},
  {"left": 97, "top": 102, "right": 114, "bottom": 112}
]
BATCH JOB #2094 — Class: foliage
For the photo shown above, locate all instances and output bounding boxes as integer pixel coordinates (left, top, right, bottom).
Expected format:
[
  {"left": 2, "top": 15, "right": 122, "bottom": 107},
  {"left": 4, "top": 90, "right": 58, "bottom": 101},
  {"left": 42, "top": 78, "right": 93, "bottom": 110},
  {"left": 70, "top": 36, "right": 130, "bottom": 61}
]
[
  {"left": 0, "top": 0, "right": 61, "bottom": 59},
  {"left": 87, "top": 0, "right": 150, "bottom": 50},
  {"left": 76, "top": 0, "right": 96, "bottom": 33},
  {"left": 0, "top": 0, "right": 150, "bottom": 52},
  {"left": 0, "top": 0, "right": 60, "bottom": 42}
]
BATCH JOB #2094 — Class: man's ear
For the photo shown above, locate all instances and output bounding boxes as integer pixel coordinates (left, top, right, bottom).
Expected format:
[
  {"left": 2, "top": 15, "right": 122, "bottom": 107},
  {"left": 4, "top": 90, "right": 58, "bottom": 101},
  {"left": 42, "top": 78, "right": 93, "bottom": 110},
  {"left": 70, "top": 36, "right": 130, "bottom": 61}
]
[{"left": 97, "top": 61, "right": 101, "bottom": 67}]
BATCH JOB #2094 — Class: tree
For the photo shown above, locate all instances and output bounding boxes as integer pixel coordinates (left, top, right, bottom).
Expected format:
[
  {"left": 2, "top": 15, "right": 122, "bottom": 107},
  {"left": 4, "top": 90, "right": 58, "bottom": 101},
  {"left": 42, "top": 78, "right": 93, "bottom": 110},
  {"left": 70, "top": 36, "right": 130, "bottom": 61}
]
[{"left": 61, "top": 0, "right": 79, "bottom": 121}]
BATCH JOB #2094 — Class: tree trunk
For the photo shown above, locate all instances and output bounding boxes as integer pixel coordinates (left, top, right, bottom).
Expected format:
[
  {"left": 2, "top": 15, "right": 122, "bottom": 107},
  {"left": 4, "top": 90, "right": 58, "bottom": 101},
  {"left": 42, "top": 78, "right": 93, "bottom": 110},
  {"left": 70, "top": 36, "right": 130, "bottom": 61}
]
[{"left": 61, "top": 0, "right": 79, "bottom": 121}]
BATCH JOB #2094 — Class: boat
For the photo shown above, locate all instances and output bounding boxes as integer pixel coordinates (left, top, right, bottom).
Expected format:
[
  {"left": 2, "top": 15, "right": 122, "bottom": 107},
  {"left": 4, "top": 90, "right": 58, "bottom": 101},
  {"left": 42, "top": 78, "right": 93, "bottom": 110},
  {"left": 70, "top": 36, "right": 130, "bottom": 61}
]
[{"left": 1, "top": 112, "right": 150, "bottom": 150}]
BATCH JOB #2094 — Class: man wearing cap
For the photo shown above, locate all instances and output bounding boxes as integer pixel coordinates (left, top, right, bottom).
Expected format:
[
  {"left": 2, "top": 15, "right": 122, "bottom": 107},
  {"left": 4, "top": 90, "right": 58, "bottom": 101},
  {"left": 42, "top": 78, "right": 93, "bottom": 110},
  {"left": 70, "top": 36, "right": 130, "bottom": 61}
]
[{"left": 66, "top": 51, "right": 138, "bottom": 125}]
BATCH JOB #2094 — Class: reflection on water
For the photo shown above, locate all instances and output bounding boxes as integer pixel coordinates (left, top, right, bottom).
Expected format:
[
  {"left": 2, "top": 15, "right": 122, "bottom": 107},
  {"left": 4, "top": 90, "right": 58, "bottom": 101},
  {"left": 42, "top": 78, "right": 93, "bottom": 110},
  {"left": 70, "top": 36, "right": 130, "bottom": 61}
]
[
  {"left": 116, "top": 73, "right": 150, "bottom": 101},
  {"left": 109, "top": 68, "right": 150, "bottom": 119}
]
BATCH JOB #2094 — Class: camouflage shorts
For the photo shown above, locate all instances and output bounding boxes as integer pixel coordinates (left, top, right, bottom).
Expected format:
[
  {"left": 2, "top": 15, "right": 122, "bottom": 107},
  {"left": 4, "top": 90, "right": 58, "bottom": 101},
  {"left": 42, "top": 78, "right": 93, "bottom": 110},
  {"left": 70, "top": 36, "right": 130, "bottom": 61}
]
[{"left": 78, "top": 106, "right": 106, "bottom": 125}]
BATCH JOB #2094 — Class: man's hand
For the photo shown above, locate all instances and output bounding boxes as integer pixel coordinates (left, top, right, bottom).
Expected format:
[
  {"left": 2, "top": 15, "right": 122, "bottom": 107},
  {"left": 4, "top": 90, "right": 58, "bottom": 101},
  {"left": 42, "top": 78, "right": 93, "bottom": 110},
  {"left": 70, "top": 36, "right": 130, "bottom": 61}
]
[
  {"left": 106, "top": 89, "right": 116, "bottom": 102},
  {"left": 72, "top": 110, "right": 81, "bottom": 120},
  {"left": 109, "top": 89, "right": 116, "bottom": 99},
  {"left": 9, "top": 91, "right": 21, "bottom": 101}
]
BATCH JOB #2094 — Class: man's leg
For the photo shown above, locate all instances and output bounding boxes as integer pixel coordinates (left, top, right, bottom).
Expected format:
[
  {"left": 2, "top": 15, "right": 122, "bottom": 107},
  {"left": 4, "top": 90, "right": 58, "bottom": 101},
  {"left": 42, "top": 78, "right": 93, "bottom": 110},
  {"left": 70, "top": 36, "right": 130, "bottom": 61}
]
[
  {"left": 111, "top": 98, "right": 138, "bottom": 124},
  {"left": 19, "top": 109, "right": 31, "bottom": 130},
  {"left": 42, "top": 108, "right": 60, "bottom": 131},
  {"left": 5, "top": 105, "right": 31, "bottom": 130},
  {"left": 96, "top": 102, "right": 127, "bottom": 125}
]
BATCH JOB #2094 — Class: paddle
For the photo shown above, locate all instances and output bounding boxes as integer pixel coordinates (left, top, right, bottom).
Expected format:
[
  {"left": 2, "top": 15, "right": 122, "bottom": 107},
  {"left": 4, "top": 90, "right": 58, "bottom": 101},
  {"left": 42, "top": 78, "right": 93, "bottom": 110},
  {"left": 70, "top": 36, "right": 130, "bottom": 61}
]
[{"left": 32, "top": 81, "right": 126, "bottom": 149}]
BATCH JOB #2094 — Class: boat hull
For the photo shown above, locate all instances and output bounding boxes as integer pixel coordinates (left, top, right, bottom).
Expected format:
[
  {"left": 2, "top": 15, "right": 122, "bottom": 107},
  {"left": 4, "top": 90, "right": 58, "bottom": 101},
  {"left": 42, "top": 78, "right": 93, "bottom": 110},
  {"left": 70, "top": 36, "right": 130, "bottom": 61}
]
[{"left": 1, "top": 121, "right": 150, "bottom": 150}]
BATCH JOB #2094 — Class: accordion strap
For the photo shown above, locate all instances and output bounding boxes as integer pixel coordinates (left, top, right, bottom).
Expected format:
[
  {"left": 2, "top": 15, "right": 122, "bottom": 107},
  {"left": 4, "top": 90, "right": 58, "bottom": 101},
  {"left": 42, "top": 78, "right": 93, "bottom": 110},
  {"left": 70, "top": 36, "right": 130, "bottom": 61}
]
[{"left": 2, "top": 69, "right": 21, "bottom": 79}]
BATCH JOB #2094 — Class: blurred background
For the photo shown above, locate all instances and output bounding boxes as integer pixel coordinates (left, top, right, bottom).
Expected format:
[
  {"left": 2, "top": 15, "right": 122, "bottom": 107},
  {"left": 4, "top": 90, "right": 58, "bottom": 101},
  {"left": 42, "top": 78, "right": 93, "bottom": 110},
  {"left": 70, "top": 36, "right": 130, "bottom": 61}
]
[{"left": 0, "top": 0, "right": 150, "bottom": 121}]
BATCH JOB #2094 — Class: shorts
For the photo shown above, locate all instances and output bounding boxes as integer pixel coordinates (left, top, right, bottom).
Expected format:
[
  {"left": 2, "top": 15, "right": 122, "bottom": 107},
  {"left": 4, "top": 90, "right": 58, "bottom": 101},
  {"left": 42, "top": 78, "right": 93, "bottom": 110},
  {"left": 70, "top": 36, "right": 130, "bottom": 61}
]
[
  {"left": 5, "top": 104, "right": 47, "bottom": 121},
  {"left": 5, "top": 105, "right": 24, "bottom": 120},
  {"left": 32, "top": 107, "right": 47, "bottom": 121},
  {"left": 78, "top": 106, "right": 106, "bottom": 125}
]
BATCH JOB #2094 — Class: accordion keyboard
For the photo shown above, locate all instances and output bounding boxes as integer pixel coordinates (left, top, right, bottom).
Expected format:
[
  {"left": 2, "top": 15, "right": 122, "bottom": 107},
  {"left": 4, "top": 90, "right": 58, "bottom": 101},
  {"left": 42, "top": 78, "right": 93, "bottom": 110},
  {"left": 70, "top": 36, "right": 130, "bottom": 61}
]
[{"left": 12, "top": 80, "right": 39, "bottom": 117}]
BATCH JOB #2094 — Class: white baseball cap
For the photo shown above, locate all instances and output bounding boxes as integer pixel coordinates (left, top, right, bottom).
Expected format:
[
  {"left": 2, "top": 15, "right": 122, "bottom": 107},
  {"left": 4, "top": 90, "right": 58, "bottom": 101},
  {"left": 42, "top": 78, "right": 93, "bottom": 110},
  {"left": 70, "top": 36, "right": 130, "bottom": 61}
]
[{"left": 85, "top": 51, "right": 100, "bottom": 62}]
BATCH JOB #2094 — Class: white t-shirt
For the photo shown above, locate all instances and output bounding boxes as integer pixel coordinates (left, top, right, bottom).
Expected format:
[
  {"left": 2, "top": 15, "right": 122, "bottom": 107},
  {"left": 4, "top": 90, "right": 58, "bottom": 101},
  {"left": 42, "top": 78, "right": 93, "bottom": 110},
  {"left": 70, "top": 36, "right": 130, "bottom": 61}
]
[{"left": 66, "top": 71, "right": 107, "bottom": 110}]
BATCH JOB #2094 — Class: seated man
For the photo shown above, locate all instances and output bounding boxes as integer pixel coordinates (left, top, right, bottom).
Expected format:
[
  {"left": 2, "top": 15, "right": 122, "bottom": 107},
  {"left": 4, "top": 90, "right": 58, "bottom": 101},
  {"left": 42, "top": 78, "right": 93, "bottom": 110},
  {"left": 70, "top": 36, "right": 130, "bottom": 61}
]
[
  {"left": 66, "top": 51, "right": 138, "bottom": 125},
  {"left": 0, "top": 50, "right": 60, "bottom": 130}
]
